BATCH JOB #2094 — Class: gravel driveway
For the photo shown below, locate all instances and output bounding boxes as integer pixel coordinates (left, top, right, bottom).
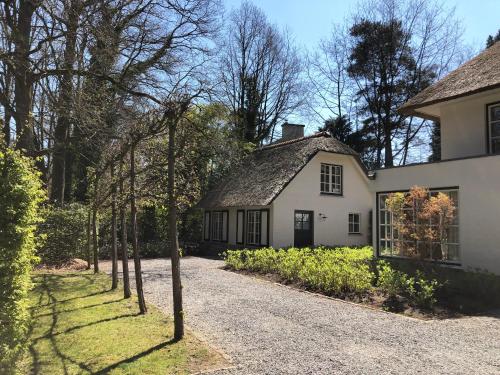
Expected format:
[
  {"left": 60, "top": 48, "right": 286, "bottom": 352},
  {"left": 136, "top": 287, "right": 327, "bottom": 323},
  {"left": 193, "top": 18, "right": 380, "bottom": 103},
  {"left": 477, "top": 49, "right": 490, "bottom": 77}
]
[{"left": 101, "top": 257, "right": 500, "bottom": 374}]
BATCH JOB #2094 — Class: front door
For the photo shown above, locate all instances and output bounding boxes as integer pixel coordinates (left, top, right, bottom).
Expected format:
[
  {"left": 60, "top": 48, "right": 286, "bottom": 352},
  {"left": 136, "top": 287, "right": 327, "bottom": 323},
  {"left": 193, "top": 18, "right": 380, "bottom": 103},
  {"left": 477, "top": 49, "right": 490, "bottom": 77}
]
[{"left": 294, "top": 210, "right": 314, "bottom": 248}]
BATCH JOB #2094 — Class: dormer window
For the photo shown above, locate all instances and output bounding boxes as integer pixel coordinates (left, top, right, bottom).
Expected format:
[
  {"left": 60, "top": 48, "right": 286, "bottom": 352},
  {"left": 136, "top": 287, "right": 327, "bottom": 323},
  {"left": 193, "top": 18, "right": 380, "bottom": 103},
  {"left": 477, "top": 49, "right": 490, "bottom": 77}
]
[
  {"left": 320, "top": 163, "right": 342, "bottom": 195},
  {"left": 488, "top": 103, "right": 500, "bottom": 154}
]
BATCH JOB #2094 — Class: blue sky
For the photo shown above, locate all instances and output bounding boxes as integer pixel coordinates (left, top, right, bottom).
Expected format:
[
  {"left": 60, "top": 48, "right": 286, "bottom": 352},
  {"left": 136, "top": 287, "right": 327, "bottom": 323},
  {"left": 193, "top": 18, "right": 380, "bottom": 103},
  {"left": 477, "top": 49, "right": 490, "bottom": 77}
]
[{"left": 223, "top": 0, "right": 499, "bottom": 49}]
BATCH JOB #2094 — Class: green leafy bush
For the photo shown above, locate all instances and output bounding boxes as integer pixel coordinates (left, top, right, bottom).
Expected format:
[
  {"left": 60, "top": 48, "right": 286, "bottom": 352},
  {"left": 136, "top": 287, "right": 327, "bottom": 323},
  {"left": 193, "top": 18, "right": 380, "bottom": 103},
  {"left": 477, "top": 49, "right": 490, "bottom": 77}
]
[
  {"left": 377, "top": 261, "right": 441, "bottom": 309},
  {"left": 406, "top": 271, "right": 441, "bottom": 309},
  {"left": 37, "top": 203, "right": 88, "bottom": 265},
  {"left": 0, "top": 147, "right": 45, "bottom": 373},
  {"left": 376, "top": 260, "right": 408, "bottom": 297},
  {"left": 224, "top": 246, "right": 374, "bottom": 296}
]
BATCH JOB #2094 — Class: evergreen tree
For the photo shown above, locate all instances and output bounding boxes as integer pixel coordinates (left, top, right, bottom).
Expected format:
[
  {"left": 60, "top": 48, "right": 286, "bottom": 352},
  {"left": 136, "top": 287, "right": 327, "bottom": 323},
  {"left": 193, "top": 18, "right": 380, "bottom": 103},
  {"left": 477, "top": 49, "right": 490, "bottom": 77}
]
[
  {"left": 428, "top": 122, "right": 441, "bottom": 162},
  {"left": 486, "top": 30, "right": 500, "bottom": 48}
]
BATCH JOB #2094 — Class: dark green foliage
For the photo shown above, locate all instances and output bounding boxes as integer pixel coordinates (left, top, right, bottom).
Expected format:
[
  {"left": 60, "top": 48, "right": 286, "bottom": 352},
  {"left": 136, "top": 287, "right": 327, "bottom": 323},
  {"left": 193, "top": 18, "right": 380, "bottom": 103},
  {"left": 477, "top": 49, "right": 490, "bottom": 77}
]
[
  {"left": 37, "top": 203, "right": 88, "bottom": 265},
  {"left": 486, "top": 29, "right": 500, "bottom": 48},
  {"left": 347, "top": 19, "right": 436, "bottom": 167},
  {"left": 320, "top": 115, "right": 375, "bottom": 166},
  {"left": 0, "top": 146, "right": 45, "bottom": 373},
  {"left": 428, "top": 122, "right": 441, "bottom": 162}
]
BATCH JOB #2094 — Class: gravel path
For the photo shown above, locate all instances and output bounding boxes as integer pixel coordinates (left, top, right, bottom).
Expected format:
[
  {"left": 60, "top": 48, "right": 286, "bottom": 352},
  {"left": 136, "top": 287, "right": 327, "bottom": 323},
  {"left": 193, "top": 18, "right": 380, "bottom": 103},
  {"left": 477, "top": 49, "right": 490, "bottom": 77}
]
[{"left": 101, "top": 257, "right": 500, "bottom": 374}]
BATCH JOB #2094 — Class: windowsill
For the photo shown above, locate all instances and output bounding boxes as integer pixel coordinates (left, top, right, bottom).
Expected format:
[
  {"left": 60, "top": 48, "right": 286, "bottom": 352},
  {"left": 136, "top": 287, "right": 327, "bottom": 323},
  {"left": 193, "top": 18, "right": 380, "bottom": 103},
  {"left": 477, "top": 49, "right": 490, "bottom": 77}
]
[
  {"left": 348, "top": 233, "right": 362, "bottom": 236},
  {"left": 377, "top": 254, "right": 461, "bottom": 268},
  {"left": 320, "top": 192, "right": 343, "bottom": 197}
]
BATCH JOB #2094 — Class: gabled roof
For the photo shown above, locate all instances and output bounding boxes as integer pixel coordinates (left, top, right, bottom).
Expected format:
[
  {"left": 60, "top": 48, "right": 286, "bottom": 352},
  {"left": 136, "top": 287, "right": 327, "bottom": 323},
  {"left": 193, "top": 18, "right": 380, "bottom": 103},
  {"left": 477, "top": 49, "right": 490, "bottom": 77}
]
[
  {"left": 399, "top": 41, "right": 500, "bottom": 117},
  {"left": 197, "top": 132, "right": 367, "bottom": 209}
]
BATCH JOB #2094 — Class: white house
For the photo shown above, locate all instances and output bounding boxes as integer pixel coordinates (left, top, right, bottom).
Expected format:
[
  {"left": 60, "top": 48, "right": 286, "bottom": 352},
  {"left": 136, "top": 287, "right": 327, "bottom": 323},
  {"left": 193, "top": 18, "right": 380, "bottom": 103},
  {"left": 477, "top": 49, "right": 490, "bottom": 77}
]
[
  {"left": 197, "top": 125, "right": 373, "bottom": 250},
  {"left": 198, "top": 41, "right": 500, "bottom": 275}
]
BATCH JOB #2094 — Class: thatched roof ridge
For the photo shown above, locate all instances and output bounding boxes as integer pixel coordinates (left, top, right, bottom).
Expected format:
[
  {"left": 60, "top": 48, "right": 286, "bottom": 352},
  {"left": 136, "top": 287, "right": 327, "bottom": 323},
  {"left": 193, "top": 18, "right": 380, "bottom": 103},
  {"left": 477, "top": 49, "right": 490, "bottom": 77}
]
[
  {"left": 400, "top": 41, "right": 500, "bottom": 117},
  {"left": 197, "top": 132, "right": 365, "bottom": 209}
]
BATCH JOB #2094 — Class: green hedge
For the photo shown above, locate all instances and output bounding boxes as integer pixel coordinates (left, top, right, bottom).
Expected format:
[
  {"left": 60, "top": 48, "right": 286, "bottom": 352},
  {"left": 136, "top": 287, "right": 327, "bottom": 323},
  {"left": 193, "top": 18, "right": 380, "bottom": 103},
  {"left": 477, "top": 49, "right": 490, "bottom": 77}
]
[
  {"left": 37, "top": 203, "right": 88, "bottom": 265},
  {"left": 225, "top": 247, "right": 374, "bottom": 296},
  {"left": 0, "top": 147, "right": 45, "bottom": 373}
]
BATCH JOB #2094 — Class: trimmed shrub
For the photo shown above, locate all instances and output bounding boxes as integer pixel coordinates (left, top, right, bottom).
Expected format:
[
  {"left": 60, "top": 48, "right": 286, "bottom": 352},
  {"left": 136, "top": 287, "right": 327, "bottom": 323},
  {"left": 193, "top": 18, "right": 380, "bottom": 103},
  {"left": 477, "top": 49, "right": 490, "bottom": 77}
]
[
  {"left": 0, "top": 147, "right": 45, "bottom": 373},
  {"left": 37, "top": 203, "right": 88, "bottom": 265},
  {"left": 224, "top": 246, "right": 374, "bottom": 296}
]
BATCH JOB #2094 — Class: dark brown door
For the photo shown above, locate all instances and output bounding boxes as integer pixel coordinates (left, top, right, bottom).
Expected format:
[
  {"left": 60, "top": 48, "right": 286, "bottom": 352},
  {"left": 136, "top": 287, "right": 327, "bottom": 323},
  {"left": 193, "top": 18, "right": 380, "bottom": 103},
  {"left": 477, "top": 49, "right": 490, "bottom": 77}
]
[{"left": 294, "top": 210, "right": 314, "bottom": 248}]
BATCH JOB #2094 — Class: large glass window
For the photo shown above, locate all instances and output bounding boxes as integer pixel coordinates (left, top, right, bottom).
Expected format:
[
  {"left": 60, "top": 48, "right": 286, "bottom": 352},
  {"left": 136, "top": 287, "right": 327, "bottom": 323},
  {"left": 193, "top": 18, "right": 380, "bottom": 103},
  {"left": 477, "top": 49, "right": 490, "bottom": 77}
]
[
  {"left": 378, "top": 189, "right": 459, "bottom": 263},
  {"left": 246, "top": 210, "right": 261, "bottom": 245},
  {"left": 320, "top": 163, "right": 342, "bottom": 194},
  {"left": 488, "top": 103, "right": 500, "bottom": 154}
]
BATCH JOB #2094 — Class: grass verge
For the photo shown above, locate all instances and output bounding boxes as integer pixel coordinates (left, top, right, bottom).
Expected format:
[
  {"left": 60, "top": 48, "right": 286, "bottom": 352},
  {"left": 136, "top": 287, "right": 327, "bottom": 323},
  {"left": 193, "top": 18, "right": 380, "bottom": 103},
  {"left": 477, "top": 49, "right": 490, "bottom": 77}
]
[{"left": 18, "top": 270, "right": 228, "bottom": 374}]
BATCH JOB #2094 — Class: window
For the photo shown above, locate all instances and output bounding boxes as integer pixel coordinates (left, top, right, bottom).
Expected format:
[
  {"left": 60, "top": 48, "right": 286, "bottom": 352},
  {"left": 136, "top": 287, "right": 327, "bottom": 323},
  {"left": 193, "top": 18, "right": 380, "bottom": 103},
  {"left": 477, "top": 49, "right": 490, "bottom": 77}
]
[
  {"left": 349, "top": 213, "right": 361, "bottom": 234},
  {"left": 236, "top": 210, "right": 245, "bottom": 244},
  {"left": 488, "top": 103, "right": 500, "bottom": 154},
  {"left": 203, "top": 211, "right": 210, "bottom": 241},
  {"left": 294, "top": 212, "right": 311, "bottom": 230},
  {"left": 210, "top": 211, "right": 227, "bottom": 242},
  {"left": 320, "top": 163, "right": 342, "bottom": 194},
  {"left": 378, "top": 189, "right": 459, "bottom": 263},
  {"left": 246, "top": 210, "right": 261, "bottom": 245}
]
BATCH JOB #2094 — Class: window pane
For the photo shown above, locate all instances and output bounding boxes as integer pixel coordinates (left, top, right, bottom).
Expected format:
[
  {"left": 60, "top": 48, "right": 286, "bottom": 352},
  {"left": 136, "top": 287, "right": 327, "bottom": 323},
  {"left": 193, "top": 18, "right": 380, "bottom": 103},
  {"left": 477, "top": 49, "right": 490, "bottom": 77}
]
[
  {"left": 491, "top": 122, "right": 500, "bottom": 137},
  {"left": 490, "top": 105, "right": 500, "bottom": 122},
  {"left": 492, "top": 139, "right": 500, "bottom": 154}
]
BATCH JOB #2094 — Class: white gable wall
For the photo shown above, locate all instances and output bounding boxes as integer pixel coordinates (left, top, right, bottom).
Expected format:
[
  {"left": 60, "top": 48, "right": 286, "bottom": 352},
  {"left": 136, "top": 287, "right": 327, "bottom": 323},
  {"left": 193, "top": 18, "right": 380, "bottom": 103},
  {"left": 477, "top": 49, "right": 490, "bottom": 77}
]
[
  {"left": 272, "top": 152, "right": 372, "bottom": 248},
  {"left": 425, "top": 89, "right": 500, "bottom": 160}
]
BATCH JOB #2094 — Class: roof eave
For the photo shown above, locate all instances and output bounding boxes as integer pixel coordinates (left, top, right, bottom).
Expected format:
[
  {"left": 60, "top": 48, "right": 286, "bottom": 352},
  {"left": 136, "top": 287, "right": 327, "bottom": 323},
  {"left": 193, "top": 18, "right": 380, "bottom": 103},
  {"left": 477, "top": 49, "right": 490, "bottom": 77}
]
[{"left": 399, "top": 82, "right": 500, "bottom": 121}]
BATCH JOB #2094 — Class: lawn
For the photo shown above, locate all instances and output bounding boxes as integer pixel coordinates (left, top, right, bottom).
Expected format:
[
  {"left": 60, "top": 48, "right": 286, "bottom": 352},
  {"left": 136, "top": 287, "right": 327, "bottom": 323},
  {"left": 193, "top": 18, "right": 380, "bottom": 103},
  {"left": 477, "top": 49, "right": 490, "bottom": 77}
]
[{"left": 18, "top": 270, "right": 227, "bottom": 374}]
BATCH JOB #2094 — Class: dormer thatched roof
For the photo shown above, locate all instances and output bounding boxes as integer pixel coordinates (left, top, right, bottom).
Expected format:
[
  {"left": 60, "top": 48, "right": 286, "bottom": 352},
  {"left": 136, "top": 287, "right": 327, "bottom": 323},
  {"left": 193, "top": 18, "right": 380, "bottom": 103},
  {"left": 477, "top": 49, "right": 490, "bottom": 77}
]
[
  {"left": 400, "top": 41, "right": 500, "bottom": 118},
  {"left": 197, "top": 132, "right": 367, "bottom": 209}
]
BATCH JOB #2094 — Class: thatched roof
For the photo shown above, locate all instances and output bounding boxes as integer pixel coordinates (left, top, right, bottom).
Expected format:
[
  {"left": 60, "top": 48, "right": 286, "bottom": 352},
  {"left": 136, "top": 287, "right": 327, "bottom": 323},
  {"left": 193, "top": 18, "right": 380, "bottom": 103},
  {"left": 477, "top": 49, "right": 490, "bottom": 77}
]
[
  {"left": 400, "top": 41, "right": 500, "bottom": 117},
  {"left": 197, "top": 132, "right": 366, "bottom": 209}
]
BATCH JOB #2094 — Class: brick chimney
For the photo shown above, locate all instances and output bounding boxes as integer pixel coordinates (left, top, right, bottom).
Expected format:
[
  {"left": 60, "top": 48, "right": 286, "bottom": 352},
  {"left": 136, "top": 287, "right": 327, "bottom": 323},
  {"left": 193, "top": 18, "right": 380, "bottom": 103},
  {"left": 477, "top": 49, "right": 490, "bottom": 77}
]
[{"left": 281, "top": 122, "right": 304, "bottom": 141}]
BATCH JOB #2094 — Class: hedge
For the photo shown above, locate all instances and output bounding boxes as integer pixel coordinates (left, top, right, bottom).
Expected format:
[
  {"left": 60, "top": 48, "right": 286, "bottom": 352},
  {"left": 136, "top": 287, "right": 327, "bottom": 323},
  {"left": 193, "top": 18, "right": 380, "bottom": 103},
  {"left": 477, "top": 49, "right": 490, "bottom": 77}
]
[{"left": 0, "top": 147, "right": 45, "bottom": 373}]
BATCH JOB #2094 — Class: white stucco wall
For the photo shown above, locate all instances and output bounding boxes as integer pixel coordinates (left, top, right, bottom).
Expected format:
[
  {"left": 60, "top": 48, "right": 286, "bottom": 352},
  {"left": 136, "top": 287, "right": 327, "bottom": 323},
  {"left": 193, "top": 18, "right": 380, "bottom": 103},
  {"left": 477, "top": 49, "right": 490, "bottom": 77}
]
[
  {"left": 435, "top": 89, "right": 500, "bottom": 159},
  {"left": 371, "top": 154, "right": 500, "bottom": 275},
  {"left": 272, "top": 152, "right": 373, "bottom": 248}
]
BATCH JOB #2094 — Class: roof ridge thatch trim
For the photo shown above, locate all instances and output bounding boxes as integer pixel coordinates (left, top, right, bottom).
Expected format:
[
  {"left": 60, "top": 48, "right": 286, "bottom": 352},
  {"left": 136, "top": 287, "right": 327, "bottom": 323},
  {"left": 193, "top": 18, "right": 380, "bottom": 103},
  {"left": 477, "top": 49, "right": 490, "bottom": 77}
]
[
  {"left": 262, "top": 131, "right": 330, "bottom": 150},
  {"left": 399, "top": 40, "right": 500, "bottom": 116}
]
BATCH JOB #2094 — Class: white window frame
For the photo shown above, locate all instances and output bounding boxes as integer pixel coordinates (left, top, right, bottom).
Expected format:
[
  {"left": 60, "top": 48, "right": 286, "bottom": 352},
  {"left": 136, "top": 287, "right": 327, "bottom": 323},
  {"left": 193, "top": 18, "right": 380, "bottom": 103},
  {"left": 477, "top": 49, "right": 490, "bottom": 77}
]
[
  {"left": 377, "top": 188, "right": 460, "bottom": 264},
  {"left": 348, "top": 213, "right": 361, "bottom": 234},
  {"left": 246, "top": 210, "right": 261, "bottom": 245},
  {"left": 320, "top": 163, "right": 342, "bottom": 195},
  {"left": 488, "top": 103, "right": 500, "bottom": 154}
]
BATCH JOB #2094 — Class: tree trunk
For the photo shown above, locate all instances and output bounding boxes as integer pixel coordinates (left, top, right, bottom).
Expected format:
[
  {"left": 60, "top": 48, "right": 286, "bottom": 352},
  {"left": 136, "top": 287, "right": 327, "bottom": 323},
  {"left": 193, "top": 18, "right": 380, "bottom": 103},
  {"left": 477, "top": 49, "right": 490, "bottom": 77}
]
[
  {"left": 86, "top": 208, "right": 91, "bottom": 270},
  {"left": 110, "top": 163, "right": 118, "bottom": 289},
  {"left": 92, "top": 205, "right": 99, "bottom": 273},
  {"left": 167, "top": 120, "right": 184, "bottom": 341},
  {"left": 50, "top": 1, "right": 80, "bottom": 204},
  {"left": 130, "top": 143, "right": 147, "bottom": 314},
  {"left": 383, "top": 125, "right": 394, "bottom": 167},
  {"left": 13, "top": 0, "right": 37, "bottom": 153},
  {"left": 119, "top": 157, "right": 131, "bottom": 298}
]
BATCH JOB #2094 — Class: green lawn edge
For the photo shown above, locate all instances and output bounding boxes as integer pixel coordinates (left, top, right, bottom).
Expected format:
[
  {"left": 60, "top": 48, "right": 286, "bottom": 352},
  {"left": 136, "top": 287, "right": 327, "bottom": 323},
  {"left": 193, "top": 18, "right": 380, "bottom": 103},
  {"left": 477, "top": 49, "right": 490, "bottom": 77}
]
[{"left": 18, "top": 270, "right": 227, "bottom": 375}]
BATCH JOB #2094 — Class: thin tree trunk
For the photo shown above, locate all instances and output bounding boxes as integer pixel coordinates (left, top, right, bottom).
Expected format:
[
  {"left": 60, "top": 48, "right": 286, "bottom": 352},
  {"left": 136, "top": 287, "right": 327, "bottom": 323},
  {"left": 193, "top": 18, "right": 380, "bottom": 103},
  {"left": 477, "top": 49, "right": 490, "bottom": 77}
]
[
  {"left": 167, "top": 120, "right": 184, "bottom": 341},
  {"left": 110, "top": 163, "right": 118, "bottom": 289},
  {"left": 92, "top": 204, "right": 99, "bottom": 273},
  {"left": 119, "top": 157, "right": 131, "bottom": 298},
  {"left": 86, "top": 209, "right": 91, "bottom": 270},
  {"left": 13, "top": 0, "right": 37, "bottom": 154},
  {"left": 130, "top": 143, "right": 147, "bottom": 314},
  {"left": 50, "top": 1, "right": 80, "bottom": 204}
]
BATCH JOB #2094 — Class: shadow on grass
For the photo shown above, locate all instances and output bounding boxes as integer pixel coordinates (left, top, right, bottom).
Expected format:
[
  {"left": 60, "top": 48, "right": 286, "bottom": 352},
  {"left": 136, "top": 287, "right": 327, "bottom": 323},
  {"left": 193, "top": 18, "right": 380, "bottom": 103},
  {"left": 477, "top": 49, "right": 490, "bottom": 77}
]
[
  {"left": 33, "top": 299, "right": 122, "bottom": 319},
  {"left": 94, "top": 340, "right": 176, "bottom": 374},
  {"left": 27, "top": 273, "right": 136, "bottom": 374}
]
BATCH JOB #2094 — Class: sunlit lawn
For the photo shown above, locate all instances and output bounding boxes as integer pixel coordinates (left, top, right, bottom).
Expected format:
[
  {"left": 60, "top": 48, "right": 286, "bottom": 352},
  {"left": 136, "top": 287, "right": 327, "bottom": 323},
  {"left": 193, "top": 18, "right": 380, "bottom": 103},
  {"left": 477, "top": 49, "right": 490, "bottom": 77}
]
[{"left": 19, "top": 270, "right": 227, "bottom": 374}]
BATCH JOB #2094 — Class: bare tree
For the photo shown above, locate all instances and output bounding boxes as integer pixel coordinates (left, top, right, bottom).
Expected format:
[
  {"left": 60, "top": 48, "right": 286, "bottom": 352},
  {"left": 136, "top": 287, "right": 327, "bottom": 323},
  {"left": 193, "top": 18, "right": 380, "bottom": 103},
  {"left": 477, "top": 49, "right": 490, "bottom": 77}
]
[
  {"left": 310, "top": 0, "right": 466, "bottom": 166},
  {"left": 218, "top": 1, "right": 305, "bottom": 144}
]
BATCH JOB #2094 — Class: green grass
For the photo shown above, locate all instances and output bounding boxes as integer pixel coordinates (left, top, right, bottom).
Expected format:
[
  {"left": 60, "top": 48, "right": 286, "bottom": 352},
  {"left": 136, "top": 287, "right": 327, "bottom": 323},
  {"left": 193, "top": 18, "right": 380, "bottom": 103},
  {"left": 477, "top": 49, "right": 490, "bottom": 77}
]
[{"left": 18, "top": 271, "right": 226, "bottom": 374}]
